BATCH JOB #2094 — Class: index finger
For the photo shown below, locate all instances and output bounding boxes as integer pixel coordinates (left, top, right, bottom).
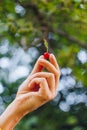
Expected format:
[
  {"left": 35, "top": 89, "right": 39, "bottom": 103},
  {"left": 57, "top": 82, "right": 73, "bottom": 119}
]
[{"left": 31, "top": 55, "right": 44, "bottom": 75}]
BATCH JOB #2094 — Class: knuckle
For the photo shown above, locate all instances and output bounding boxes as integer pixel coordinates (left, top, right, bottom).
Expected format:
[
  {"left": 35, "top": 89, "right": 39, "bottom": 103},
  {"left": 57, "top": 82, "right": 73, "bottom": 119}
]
[
  {"left": 38, "top": 59, "right": 43, "bottom": 64},
  {"left": 50, "top": 73, "right": 54, "bottom": 78},
  {"left": 40, "top": 92, "right": 54, "bottom": 102},
  {"left": 48, "top": 73, "right": 55, "bottom": 80},
  {"left": 41, "top": 93, "right": 52, "bottom": 101},
  {"left": 51, "top": 91, "right": 57, "bottom": 99},
  {"left": 53, "top": 92, "right": 57, "bottom": 99},
  {"left": 41, "top": 78, "right": 46, "bottom": 82},
  {"left": 55, "top": 70, "right": 60, "bottom": 78},
  {"left": 46, "top": 94, "right": 53, "bottom": 100},
  {"left": 37, "top": 59, "right": 41, "bottom": 65}
]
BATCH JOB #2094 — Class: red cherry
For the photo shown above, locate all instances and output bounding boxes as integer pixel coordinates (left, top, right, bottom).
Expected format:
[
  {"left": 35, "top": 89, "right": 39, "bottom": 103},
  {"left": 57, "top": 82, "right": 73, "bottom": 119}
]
[
  {"left": 44, "top": 52, "right": 50, "bottom": 59},
  {"left": 30, "top": 83, "right": 40, "bottom": 92},
  {"left": 33, "top": 84, "right": 40, "bottom": 91},
  {"left": 39, "top": 65, "right": 44, "bottom": 71}
]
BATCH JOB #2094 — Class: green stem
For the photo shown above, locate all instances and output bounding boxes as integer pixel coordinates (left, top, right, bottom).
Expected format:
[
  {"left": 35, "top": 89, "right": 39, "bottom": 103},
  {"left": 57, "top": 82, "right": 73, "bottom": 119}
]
[{"left": 43, "top": 39, "right": 48, "bottom": 52}]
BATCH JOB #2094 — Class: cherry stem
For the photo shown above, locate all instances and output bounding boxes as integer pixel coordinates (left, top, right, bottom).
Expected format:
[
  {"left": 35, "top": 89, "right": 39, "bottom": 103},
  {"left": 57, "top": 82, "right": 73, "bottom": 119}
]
[{"left": 43, "top": 39, "right": 48, "bottom": 52}]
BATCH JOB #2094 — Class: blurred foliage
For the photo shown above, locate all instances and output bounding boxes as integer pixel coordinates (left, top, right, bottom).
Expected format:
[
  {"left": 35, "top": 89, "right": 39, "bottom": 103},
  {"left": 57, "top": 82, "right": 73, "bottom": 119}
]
[{"left": 0, "top": 0, "right": 87, "bottom": 130}]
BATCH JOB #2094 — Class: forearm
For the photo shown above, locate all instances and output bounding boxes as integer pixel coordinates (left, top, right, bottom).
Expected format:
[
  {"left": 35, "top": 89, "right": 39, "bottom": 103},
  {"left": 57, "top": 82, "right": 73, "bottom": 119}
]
[{"left": 0, "top": 100, "right": 22, "bottom": 130}]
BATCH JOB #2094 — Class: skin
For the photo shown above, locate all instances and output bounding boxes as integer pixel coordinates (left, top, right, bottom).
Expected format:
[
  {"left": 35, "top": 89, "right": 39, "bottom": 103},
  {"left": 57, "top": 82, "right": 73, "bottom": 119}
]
[{"left": 0, "top": 53, "right": 60, "bottom": 130}]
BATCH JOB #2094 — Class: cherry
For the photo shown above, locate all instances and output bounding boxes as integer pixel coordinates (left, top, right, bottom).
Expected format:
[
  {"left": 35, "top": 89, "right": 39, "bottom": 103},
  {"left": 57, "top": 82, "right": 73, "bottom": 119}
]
[
  {"left": 30, "top": 83, "right": 40, "bottom": 92},
  {"left": 33, "top": 84, "right": 40, "bottom": 92},
  {"left": 44, "top": 52, "right": 50, "bottom": 59},
  {"left": 39, "top": 52, "right": 50, "bottom": 72},
  {"left": 39, "top": 65, "right": 44, "bottom": 71}
]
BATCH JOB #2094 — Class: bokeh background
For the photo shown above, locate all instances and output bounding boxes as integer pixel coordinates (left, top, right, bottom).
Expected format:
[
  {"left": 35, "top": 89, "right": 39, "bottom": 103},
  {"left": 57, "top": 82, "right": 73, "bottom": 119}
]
[{"left": 0, "top": 0, "right": 87, "bottom": 130}]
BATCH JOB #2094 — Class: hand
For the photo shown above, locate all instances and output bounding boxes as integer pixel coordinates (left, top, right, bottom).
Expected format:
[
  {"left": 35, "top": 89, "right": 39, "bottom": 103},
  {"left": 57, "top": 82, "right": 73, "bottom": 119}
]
[
  {"left": 15, "top": 53, "right": 60, "bottom": 116},
  {"left": 0, "top": 53, "right": 60, "bottom": 129}
]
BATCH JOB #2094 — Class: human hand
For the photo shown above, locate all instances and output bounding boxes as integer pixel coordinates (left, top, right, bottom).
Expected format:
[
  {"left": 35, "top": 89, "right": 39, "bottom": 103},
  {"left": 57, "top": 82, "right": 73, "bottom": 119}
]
[
  {"left": 0, "top": 53, "right": 60, "bottom": 129},
  {"left": 15, "top": 53, "right": 60, "bottom": 116}
]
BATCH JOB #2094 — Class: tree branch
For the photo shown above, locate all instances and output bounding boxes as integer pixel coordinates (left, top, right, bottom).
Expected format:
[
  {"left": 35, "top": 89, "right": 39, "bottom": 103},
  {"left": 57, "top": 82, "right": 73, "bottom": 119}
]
[
  {"left": 56, "top": 29, "right": 87, "bottom": 49},
  {"left": 15, "top": 0, "right": 87, "bottom": 49}
]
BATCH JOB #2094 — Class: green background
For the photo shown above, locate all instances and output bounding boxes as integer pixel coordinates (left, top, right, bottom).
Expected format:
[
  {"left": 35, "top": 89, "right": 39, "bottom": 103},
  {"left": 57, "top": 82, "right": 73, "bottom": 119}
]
[{"left": 0, "top": 0, "right": 87, "bottom": 130}]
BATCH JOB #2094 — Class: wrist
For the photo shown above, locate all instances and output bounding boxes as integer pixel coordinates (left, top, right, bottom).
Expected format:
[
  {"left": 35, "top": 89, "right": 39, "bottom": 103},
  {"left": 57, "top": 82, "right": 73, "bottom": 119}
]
[{"left": 0, "top": 100, "right": 22, "bottom": 130}]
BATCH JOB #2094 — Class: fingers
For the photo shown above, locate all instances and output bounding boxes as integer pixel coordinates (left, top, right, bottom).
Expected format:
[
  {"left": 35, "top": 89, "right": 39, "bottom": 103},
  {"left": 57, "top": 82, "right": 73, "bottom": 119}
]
[
  {"left": 16, "top": 54, "right": 60, "bottom": 116},
  {"left": 31, "top": 55, "right": 44, "bottom": 75},
  {"left": 19, "top": 77, "right": 53, "bottom": 113},
  {"left": 28, "top": 78, "right": 52, "bottom": 100},
  {"left": 49, "top": 54, "right": 59, "bottom": 70},
  {"left": 38, "top": 58, "right": 60, "bottom": 85},
  {"left": 49, "top": 54, "right": 60, "bottom": 77},
  {"left": 29, "top": 72, "right": 56, "bottom": 95},
  {"left": 29, "top": 53, "right": 60, "bottom": 92},
  {"left": 31, "top": 53, "right": 60, "bottom": 74}
]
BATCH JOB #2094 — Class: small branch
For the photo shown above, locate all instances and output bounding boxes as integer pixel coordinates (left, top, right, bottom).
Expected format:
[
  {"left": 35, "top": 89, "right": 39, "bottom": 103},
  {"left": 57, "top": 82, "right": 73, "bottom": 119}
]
[
  {"left": 56, "top": 29, "right": 87, "bottom": 49},
  {"left": 31, "top": 32, "right": 48, "bottom": 46}
]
